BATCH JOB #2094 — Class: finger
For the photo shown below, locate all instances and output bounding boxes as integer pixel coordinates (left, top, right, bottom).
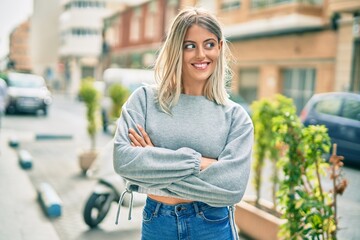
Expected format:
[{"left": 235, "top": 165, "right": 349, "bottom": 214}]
[
  {"left": 129, "top": 128, "right": 146, "bottom": 147},
  {"left": 137, "top": 125, "right": 154, "bottom": 146},
  {"left": 129, "top": 133, "right": 142, "bottom": 147}
]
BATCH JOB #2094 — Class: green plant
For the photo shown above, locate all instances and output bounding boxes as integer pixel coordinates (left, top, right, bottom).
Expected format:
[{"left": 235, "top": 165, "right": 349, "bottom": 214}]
[
  {"left": 251, "top": 99, "right": 276, "bottom": 207},
  {"left": 108, "top": 83, "right": 130, "bottom": 119},
  {"left": 250, "top": 95, "right": 293, "bottom": 208},
  {"left": 79, "top": 77, "right": 100, "bottom": 151},
  {"left": 251, "top": 94, "right": 347, "bottom": 239},
  {"left": 271, "top": 96, "right": 347, "bottom": 239}
]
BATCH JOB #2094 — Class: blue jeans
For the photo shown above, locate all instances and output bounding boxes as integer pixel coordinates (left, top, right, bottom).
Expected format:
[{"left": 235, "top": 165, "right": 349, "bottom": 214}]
[{"left": 141, "top": 197, "right": 238, "bottom": 240}]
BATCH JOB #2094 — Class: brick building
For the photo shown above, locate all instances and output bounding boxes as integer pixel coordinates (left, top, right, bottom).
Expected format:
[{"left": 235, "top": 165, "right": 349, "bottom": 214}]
[
  {"left": 9, "top": 20, "right": 32, "bottom": 72},
  {"left": 104, "top": 0, "right": 360, "bottom": 112}
]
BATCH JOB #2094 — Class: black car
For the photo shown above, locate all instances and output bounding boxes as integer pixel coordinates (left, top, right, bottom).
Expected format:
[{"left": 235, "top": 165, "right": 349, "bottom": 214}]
[{"left": 300, "top": 92, "right": 360, "bottom": 166}]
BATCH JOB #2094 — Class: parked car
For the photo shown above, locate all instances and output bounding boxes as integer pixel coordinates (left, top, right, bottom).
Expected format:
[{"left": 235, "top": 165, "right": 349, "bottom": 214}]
[
  {"left": 300, "top": 92, "right": 360, "bottom": 166},
  {"left": 5, "top": 72, "right": 52, "bottom": 115}
]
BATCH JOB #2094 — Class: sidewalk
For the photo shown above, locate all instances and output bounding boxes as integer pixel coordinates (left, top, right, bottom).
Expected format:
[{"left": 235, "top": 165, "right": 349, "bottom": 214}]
[{"left": 0, "top": 130, "right": 60, "bottom": 240}]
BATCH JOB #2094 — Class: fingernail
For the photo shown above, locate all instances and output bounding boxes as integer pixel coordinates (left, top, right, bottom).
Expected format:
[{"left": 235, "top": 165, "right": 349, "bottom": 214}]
[{"left": 137, "top": 124, "right": 142, "bottom": 129}]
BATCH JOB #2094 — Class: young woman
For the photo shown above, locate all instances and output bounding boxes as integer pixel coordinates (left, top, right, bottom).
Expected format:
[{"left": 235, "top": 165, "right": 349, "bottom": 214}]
[{"left": 113, "top": 7, "right": 253, "bottom": 240}]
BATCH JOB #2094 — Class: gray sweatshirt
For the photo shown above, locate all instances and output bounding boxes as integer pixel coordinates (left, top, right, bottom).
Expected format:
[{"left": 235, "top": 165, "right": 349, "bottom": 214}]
[{"left": 113, "top": 85, "right": 253, "bottom": 207}]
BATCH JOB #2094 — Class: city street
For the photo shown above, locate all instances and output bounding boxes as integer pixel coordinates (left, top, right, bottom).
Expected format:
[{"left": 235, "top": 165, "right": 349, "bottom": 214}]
[
  {"left": 0, "top": 94, "right": 143, "bottom": 240},
  {"left": 0, "top": 93, "right": 359, "bottom": 240}
]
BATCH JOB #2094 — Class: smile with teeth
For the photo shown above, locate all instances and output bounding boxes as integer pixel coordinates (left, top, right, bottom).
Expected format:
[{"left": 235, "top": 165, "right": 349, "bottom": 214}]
[{"left": 192, "top": 63, "right": 209, "bottom": 70}]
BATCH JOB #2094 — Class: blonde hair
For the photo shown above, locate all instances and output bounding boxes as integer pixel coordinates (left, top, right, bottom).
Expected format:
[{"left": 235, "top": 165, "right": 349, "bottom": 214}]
[{"left": 154, "top": 7, "right": 231, "bottom": 114}]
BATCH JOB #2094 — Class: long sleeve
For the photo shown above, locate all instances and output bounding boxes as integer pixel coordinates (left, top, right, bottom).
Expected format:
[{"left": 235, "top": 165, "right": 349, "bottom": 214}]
[
  {"left": 113, "top": 87, "right": 201, "bottom": 189},
  {"left": 166, "top": 112, "right": 253, "bottom": 206}
]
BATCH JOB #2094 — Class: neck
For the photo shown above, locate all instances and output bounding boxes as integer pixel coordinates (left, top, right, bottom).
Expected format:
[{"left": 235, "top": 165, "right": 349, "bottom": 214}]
[{"left": 182, "top": 81, "right": 205, "bottom": 96}]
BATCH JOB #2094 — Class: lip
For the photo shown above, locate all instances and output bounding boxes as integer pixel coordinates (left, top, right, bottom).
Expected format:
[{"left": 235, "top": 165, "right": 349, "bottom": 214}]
[{"left": 191, "top": 62, "right": 210, "bottom": 70}]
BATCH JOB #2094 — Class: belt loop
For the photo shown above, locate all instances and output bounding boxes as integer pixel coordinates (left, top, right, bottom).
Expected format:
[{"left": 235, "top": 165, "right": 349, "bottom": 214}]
[
  {"left": 153, "top": 202, "right": 161, "bottom": 217},
  {"left": 193, "top": 202, "right": 200, "bottom": 214}
]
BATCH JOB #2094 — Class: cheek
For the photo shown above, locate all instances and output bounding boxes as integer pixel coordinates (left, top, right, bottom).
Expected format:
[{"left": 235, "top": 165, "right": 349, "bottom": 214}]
[
  {"left": 209, "top": 51, "right": 220, "bottom": 62},
  {"left": 182, "top": 52, "right": 193, "bottom": 63}
]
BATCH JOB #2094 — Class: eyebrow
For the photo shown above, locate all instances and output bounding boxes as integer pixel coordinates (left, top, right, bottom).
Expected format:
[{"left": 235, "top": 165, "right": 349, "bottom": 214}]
[{"left": 183, "top": 38, "right": 217, "bottom": 43}]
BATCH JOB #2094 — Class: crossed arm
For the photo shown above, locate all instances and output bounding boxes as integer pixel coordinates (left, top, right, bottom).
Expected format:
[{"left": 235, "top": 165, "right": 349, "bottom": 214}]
[
  {"left": 113, "top": 88, "right": 253, "bottom": 206},
  {"left": 128, "top": 124, "right": 217, "bottom": 171}
]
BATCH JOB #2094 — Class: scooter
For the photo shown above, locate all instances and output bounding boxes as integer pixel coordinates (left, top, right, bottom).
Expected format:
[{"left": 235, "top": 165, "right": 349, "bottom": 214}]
[{"left": 83, "top": 142, "right": 145, "bottom": 228}]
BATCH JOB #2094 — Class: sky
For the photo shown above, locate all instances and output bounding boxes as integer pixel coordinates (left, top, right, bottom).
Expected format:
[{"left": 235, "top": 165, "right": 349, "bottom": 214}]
[{"left": 0, "top": 0, "right": 33, "bottom": 59}]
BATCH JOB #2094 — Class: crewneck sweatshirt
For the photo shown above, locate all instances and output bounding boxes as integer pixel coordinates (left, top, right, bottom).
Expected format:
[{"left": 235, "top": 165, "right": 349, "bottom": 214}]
[{"left": 113, "top": 85, "right": 253, "bottom": 207}]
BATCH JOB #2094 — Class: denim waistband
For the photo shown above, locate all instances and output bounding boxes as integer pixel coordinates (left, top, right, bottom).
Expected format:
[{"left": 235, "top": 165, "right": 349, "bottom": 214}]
[{"left": 145, "top": 197, "right": 222, "bottom": 217}]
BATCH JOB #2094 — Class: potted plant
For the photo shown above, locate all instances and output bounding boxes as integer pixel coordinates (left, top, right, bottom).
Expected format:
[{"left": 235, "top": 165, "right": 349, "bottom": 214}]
[
  {"left": 78, "top": 77, "right": 100, "bottom": 174},
  {"left": 235, "top": 95, "right": 348, "bottom": 240}
]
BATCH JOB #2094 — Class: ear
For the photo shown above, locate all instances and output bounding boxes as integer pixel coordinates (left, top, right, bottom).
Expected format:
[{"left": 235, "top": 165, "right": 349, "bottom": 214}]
[{"left": 218, "top": 40, "right": 223, "bottom": 50}]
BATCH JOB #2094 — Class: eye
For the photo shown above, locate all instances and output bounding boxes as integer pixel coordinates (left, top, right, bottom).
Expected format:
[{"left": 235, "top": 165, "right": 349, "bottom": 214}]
[
  {"left": 205, "top": 42, "right": 215, "bottom": 49},
  {"left": 184, "top": 43, "right": 196, "bottom": 49}
]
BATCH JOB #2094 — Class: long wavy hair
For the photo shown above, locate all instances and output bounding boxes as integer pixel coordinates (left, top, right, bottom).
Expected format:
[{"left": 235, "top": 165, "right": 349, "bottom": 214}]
[{"left": 154, "top": 7, "right": 232, "bottom": 114}]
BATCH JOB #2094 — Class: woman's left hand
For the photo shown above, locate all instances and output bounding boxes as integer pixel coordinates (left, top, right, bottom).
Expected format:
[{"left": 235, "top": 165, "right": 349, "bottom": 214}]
[{"left": 129, "top": 124, "right": 154, "bottom": 147}]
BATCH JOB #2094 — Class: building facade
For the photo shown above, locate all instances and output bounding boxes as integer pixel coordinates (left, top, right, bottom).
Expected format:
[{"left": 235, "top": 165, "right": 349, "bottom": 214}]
[
  {"left": 103, "top": 0, "right": 359, "bottom": 112},
  {"left": 187, "top": 0, "right": 359, "bottom": 112},
  {"left": 329, "top": 0, "right": 360, "bottom": 94},
  {"left": 58, "top": 0, "right": 127, "bottom": 96},
  {"left": 30, "top": 0, "right": 61, "bottom": 90},
  {"left": 103, "top": 0, "right": 178, "bottom": 69},
  {"left": 9, "top": 20, "right": 32, "bottom": 72}
]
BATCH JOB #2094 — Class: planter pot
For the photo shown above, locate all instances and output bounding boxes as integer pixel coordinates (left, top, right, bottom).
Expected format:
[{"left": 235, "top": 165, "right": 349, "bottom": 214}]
[
  {"left": 78, "top": 150, "right": 98, "bottom": 174},
  {"left": 235, "top": 196, "right": 286, "bottom": 240}
]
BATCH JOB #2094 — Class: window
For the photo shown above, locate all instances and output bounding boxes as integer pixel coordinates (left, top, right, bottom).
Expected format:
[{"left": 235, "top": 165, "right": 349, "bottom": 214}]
[
  {"left": 165, "top": 0, "right": 178, "bottom": 33},
  {"left": 197, "top": 0, "right": 216, "bottom": 12},
  {"left": 315, "top": 98, "right": 342, "bottom": 116},
  {"left": 282, "top": 68, "right": 316, "bottom": 114},
  {"left": 351, "top": 39, "right": 360, "bottom": 92},
  {"left": 106, "top": 18, "right": 121, "bottom": 47},
  {"left": 130, "top": 8, "right": 142, "bottom": 42},
  {"left": 145, "top": 1, "right": 158, "bottom": 39},
  {"left": 342, "top": 98, "right": 360, "bottom": 121},
  {"left": 238, "top": 68, "right": 259, "bottom": 104},
  {"left": 70, "top": 28, "right": 99, "bottom": 37},
  {"left": 64, "top": 1, "right": 106, "bottom": 11},
  {"left": 81, "top": 66, "right": 94, "bottom": 79},
  {"left": 221, "top": 0, "right": 241, "bottom": 11}
]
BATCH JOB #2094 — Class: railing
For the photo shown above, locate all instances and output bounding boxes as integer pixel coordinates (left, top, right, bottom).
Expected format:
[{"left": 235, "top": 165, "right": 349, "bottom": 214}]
[{"left": 251, "top": 0, "right": 323, "bottom": 9}]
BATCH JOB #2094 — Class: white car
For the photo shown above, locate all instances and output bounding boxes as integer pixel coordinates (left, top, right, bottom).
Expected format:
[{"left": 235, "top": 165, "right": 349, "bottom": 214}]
[{"left": 5, "top": 72, "right": 52, "bottom": 115}]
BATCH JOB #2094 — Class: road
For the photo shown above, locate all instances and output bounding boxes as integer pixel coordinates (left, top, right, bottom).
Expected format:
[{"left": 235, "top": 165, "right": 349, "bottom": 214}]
[
  {"left": 2, "top": 94, "right": 143, "bottom": 240},
  {"left": 2, "top": 93, "right": 359, "bottom": 240}
]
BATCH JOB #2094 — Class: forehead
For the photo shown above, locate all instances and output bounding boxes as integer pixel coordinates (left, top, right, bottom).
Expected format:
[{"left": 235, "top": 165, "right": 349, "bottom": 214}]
[{"left": 184, "top": 24, "right": 217, "bottom": 41}]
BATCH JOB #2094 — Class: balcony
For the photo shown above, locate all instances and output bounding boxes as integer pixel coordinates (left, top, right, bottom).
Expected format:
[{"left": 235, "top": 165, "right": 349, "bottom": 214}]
[
  {"left": 328, "top": 0, "right": 360, "bottom": 13},
  {"left": 251, "top": 0, "right": 323, "bottom": 10}
]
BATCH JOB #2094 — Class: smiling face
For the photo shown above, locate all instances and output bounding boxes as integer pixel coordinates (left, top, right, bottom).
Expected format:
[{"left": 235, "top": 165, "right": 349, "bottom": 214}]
[{"left": 181, "top": 24, "right": 222, "bottom": 95}]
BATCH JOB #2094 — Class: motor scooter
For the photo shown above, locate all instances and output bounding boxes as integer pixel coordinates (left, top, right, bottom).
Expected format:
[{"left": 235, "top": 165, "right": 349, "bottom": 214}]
[{"left": 83, "top": 141, "right": 146, "bottom": 228}]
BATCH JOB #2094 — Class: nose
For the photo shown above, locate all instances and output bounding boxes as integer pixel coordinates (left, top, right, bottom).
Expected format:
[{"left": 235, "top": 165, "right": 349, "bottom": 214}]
[{"left": 196, "top": 46, "right": 205, "bottom": 59}]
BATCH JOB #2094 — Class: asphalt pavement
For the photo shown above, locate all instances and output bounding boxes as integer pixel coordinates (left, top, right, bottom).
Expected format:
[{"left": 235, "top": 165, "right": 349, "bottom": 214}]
[{"left": 0, "top": 127, "right": 143, "bottom": 240}]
